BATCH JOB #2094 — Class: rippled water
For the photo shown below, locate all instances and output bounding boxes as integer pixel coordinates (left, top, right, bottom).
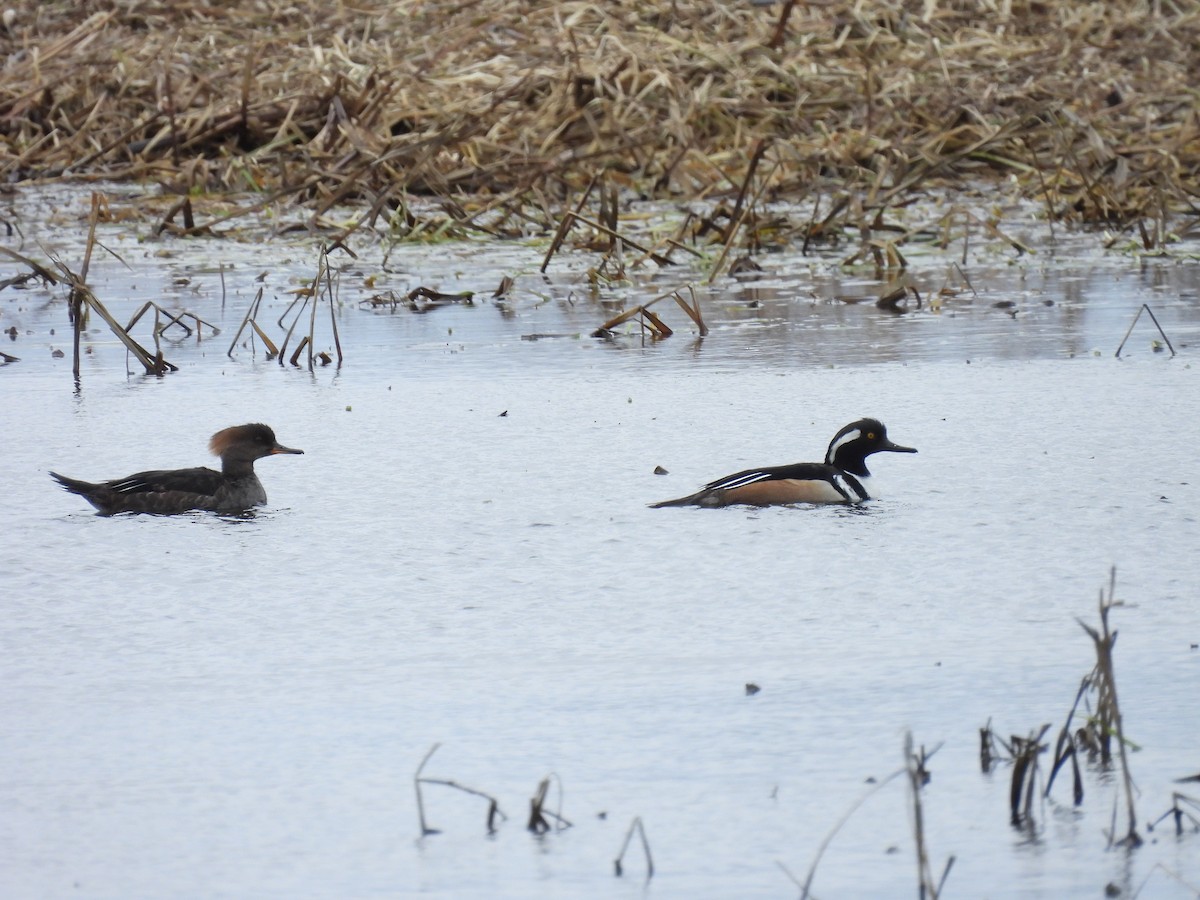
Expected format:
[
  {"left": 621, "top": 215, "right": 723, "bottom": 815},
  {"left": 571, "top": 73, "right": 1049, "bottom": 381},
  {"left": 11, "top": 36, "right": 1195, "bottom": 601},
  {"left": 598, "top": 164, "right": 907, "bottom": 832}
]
[{"left": 3, "top": 188, "right": 1200, "bottom": 898}]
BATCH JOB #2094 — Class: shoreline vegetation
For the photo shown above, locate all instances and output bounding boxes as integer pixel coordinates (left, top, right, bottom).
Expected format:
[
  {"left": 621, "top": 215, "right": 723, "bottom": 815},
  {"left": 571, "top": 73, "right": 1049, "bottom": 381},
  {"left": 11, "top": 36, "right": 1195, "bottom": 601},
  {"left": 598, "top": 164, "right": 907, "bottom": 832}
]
[{"left": 1, "top": 1, "right": 1198, "bottom": 247}]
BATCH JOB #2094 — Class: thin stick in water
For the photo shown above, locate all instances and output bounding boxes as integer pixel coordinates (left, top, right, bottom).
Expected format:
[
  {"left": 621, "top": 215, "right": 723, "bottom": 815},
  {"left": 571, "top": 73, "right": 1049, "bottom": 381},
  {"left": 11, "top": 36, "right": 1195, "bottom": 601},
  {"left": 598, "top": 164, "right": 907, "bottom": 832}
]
[
  {"left": 613, "top": 816, "right": 653, "bottom": 879},
  {"left": 1115, "top": 303, "right": 1176, "bottom": 357}
]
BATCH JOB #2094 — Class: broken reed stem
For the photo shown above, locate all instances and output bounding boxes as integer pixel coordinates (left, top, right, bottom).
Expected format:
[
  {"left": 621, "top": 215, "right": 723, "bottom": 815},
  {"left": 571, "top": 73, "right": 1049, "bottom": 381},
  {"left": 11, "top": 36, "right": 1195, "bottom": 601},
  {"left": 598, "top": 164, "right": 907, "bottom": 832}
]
[
  {"left": 592, "top": 286, "right": 704, "bottom": 339},
  {"left": 767, "top": 0, "right": 800, "bottom": 50},
  {"left": 1045, "top": 676, "right": 1091, "bottom": 807},
  {"left": 1115, "top": 304, "right": 1176, "bottom": 358},
  {"left": 708, "top": 148, "right": 777, "bottom": 282},
  {"left": 527, "top": 773, "right": 572, "bottom": 834},
  {"left": 906, "top": 732, "right": 936, "bottom": 899},
  {"left": 797, "top": 768, "right": 905, "bottom": 899},
  {"left": 50, "top": 249, "right": 171, "bottom": 377},
  {"left": 540, "top": 175, "right": 600, "bottom": 273},
  {"left": 1077, "top": 568, "right": 1142, "bottom": 848},
  {"left": 414, "top": 742, "right": 441, "bottom": 836},
  {"left": 289, "top": 335, "right": 309, "bottom": 367},
  {"left": 276, "top": 292, "right": 310, "bottom": 366},
  {"left": 412, "top": 743, "right": 508, "bottom": 836},
  {"left": 228, "top": 286, "right": 267, "bottom": 358},
  {"left": 673, "top": 284, "right": 707, "bottom": 336},
  {"left": 728, "top": 138, "right": 768, "bottom": 234},
  {"left": 567, "top": 212, "right": 672, "bottom": 266},
  {"left": 979, "top": 717, "right": 997, "bottom": 772},
  {"left": 1009, "top": 725, "right": 1051, "bottom": 828},
  {"left": 307, "top": 250, "right": 322, "bottom": 370},
  {"left": 708, "top": 203, "right": 751, "bottom": 283},
  {"left": 74, "top": 194, "right": 102, "bottom": 379},
  {"left": 323, "top": 248, "right": 344, "bottom": 365},
  {"left": 528, "top": 778, "right": 550, "bottom": 834},
  {"left": 1023, "top": 136, "right": 1058, "bottom": 243},
  {"left": 905, "top": 734, "right": 952, "bottom": 900},
  {"left": 613, "top": 816, "right": 653, "bottom": 879},
  {"left": 1147, "top": 792, "right": 1200, "bottom": 837}
]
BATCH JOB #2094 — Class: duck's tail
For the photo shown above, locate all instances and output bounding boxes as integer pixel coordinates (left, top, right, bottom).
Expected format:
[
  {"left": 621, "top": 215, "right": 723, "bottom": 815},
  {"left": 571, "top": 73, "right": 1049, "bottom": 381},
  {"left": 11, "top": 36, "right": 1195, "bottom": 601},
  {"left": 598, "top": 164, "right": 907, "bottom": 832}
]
[
  {"left": 49, "top": 471, "right": 98, "bottom": 496},
  {"left": 648, "top": 490, "right": 710, "bottom": 509}
]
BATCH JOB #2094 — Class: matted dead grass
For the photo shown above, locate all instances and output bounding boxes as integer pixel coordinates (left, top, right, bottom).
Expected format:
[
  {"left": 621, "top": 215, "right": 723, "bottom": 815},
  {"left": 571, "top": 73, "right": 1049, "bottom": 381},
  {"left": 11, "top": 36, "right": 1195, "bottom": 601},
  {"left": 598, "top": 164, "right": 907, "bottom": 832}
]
[{"left": 2, "top": 0, "right": 1198, "bottom": 242}]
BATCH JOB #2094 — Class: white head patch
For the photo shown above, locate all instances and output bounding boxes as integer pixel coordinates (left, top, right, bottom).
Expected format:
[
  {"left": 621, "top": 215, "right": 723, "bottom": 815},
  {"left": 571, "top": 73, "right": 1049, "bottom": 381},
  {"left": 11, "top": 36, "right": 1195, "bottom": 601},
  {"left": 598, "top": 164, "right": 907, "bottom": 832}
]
[{"left": 826, "top": 428, "right": 862, "bottom": 464}]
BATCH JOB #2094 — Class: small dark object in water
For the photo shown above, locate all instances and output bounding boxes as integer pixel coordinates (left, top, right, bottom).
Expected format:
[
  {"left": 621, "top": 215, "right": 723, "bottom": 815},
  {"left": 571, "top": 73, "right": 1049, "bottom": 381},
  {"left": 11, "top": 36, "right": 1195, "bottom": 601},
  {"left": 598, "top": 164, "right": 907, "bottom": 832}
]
[
  {"left": 728, "top": 255, "right": 763, "bottom": 275},
  {"left": 876, "top": 285, "right": 908, "bottom": 311},
  {"left": 653, "top": 465, "right": 668, "bottom": 475},
  {"left": 745, "top": 683, "right": 761, "bottom": 696}
]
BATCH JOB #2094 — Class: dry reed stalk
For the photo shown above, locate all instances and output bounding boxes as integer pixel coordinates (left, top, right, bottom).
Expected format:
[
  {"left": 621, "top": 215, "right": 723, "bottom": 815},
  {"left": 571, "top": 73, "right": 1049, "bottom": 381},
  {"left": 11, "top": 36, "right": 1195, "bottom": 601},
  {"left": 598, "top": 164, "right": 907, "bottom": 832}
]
[
  {"left": 979, "top": 718, "right": 998, "bottom": 772},
  {"left": 1115, "top": 304, "right": 1177, "bottom": 357},
  {"left": 276, "top": 291, "right": 309, "bottom": 365},
  {"left": 1077, "top": 568, "right": 1142, "bottom": 848},
  {"left": 526, "top": 773, "right": 572, "bottom": 834},
  {"left": 413, "top": 743, "right": 508, "bottom": 837},
  {"left": 905, "top": 734, "right": 953, "bottom": 900},
  {"left": 1045, "top": 679, "right": 1089, "bottom": 810},
  {"left": 1008, "top": 725, "right": 1051, "bottom": 829},
  {"left": 613, "top": 816, "right": 653, "bottom": 879},
  {"left": 1149, "top": 793, "right": 1200, "bottom": 839},
  {"left": 43, "top": 196, "right": 172, "bottom": 378},
  {"left": 125, "top": 301, "right": 219, "bottom": 350},
  {"left": 591, "top": 286, "right": 704, "bottom": 339},
  {"left": 226, "top": 286, "right": 279, "bottom": 360},
  {"left": 266, "top": 245, "right": 343, "bottom": 368},
  {"left": 55, "top": 273, "right": 174, "bottom": 377},
  {"left": 795, "top": 767, "right": 905, "bottom": 899}
]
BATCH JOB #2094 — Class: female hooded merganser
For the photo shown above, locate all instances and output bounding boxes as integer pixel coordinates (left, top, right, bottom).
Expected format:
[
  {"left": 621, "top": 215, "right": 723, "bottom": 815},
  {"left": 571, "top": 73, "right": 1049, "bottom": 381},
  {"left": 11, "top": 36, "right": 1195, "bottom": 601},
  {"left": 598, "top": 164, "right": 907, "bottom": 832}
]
[
  {"left": 650, "top": 418, "right": 916, "bottom": 508},
  {"left": 50, "top": 423, "right": 303, "bottom": 515}
]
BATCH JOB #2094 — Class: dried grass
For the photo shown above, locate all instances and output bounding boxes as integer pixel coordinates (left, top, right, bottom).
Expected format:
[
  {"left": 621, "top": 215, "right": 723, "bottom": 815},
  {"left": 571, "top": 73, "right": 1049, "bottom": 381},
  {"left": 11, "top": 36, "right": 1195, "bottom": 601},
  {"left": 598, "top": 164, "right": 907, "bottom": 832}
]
[{"left": 2, "top": 0, "right": 1198, "bottom": 240}]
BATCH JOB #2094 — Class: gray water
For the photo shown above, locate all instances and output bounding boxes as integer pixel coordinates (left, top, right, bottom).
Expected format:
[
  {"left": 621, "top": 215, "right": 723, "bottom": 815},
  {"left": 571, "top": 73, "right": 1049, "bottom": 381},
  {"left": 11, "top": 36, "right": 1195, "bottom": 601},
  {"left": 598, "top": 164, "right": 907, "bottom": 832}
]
[{"left": 3, "top": 188, "right": 1200, "bottom": 898}]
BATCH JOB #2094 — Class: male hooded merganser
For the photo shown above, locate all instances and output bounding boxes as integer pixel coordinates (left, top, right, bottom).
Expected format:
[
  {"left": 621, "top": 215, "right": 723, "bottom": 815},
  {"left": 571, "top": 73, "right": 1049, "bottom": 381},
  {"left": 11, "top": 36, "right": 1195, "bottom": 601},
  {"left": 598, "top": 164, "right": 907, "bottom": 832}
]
[
  {"left": 650, "top": 418, "right": 916, "bottom": 508},
  {"left": 50, "top": 423, "right": 303, "bottom": 515}
]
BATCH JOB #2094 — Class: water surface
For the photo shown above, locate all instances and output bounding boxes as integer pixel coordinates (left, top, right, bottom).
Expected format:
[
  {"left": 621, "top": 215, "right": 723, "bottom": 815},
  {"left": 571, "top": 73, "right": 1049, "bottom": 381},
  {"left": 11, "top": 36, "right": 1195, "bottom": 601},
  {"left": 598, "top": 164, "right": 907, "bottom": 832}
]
[{"left": 3, "top": 187, "right": 1199, "bottom": 898}]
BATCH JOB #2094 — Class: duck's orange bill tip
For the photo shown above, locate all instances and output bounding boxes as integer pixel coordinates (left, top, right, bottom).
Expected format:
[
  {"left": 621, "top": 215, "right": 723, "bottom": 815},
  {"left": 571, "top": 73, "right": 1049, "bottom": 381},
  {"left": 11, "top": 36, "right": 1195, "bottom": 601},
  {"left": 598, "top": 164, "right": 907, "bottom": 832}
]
[{"left": 272, "top": 445, "right": 304, "bottom": 455}]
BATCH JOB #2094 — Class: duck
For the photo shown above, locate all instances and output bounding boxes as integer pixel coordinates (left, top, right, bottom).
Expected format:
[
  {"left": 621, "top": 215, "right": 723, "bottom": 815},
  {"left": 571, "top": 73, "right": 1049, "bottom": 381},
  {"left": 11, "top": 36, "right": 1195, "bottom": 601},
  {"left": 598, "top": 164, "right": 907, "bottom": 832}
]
[
  {"left": 50, "top": 423, "right": 303, "bottom": 515},
  {"left": 650, "top": 418, "right": 916, "bottom": 508}
]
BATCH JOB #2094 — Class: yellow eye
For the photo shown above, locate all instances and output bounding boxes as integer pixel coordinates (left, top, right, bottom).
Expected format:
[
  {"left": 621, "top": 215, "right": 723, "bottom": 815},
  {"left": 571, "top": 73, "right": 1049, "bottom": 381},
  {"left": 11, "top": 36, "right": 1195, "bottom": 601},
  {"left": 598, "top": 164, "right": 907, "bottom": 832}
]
[{"left": 867, "top": 432, "right": 876, "bottom": 440}]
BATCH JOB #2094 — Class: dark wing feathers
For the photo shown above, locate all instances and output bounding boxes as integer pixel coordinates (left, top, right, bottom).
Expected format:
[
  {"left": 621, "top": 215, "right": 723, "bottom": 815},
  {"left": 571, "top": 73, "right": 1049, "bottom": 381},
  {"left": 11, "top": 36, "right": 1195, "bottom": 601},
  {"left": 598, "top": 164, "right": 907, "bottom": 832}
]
[
  {"left": 704, "top": 462, "right": 835, "bottom": 491},
  {"left": 104, "top": 466, "right": 223, "bottom": 495}
]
